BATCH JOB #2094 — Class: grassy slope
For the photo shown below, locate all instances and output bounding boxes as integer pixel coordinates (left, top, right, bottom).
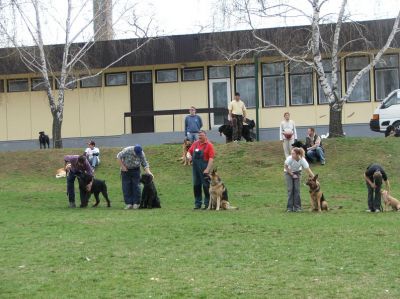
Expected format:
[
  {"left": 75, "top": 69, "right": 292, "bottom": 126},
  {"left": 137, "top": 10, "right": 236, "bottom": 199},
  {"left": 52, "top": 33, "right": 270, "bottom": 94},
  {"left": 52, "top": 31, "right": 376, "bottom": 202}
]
[{"left": 0, "top": 138, "right": 399, "bottom": 298}]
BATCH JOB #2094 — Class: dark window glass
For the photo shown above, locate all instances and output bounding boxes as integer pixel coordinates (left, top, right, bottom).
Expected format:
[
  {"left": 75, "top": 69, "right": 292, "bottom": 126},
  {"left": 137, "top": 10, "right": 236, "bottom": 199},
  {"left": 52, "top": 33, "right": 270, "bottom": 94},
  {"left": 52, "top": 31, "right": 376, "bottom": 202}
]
[
  {"left": 32, "top": 77, "right": 53, "bottom": 91},
  {"left": 8, "top": 79, "right": 29, "bottom": 92},
  {"left": 56, "top": 77, "right": 77, "bottom": 89},
  {"left": 318, "top": 59, "right": 341, "bottom": 104},
  {"left": 289, "top": 62, "right": 313, "bottom": 105},
  {"left": 375, "top": 54, "right": 399, "bottom": 101},
  {"left": 235, "top": 64, "right": 255, "bottom": 77},
  {"left": 156, "top": 69, "right": 178, "bottom": 83},
  {"left": 80, "top": 75, "right": 102, "bottom": 88},
  {"left": 132, "top": 71, "right": 152, "bottom": 84},
  {"left": 262, "top": 62, "right": 285, "bottom": 107},
  {"left": 105, "top": 73, "right": 127, "bottom": 86},
  {"left": 209, "top": 66, "right": 230, "bottom": 79},
  {"left": 182, "top": 68, "right": 204, "bottom": 81},
  {"left": 345, "top": 56, "right": 370, "bottom": 102},
  {"left": 0, "top": 80, "right": 4, "bottom": 92}
]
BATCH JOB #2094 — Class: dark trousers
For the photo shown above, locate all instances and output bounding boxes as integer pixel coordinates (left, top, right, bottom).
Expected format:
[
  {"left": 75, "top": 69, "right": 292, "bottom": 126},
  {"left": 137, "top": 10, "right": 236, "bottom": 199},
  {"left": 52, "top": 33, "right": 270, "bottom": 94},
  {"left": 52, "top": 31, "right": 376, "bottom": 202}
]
[
  {"left": 367, "top": 183, "right": 381, "bottom": 211},
  {"left": 121, "top": 168, "right": 141, "bottom": 205},
  {"left": 192, "top": 157, "right": 210, "bottom": 208},
  {"left": 285, "top": 172, "right": 301, "bottom": 211},
  {"left": 232, "top": 114, "right": 243, "bottom": 141},
  {"left": 67, "top": 171, "right": 86, "bottom": 206}
]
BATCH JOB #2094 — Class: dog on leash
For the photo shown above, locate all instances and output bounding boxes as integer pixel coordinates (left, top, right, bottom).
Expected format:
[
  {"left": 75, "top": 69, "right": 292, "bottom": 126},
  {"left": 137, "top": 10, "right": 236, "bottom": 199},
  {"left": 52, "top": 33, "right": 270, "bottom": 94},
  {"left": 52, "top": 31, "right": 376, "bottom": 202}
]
[
  {"left": 76, "top": 172, "right": 111, "bottom": 208},
  {"left": 39, "top": 131, "right": 50, "bottom": 149},
  {"left": 306, "top": 174, "right": 328, "bottom": 212},
  {"left": 181, "top": 138, "right": 192, "bottom": 165},
  {"left": 381, "top": 190, "right": 400, "bottom": 211},
  {"left": 139, "top": 173, "right": 161, "bottom": 209},
  {"left": 208, "top": 168, "right": 237, "bottom": 210}
]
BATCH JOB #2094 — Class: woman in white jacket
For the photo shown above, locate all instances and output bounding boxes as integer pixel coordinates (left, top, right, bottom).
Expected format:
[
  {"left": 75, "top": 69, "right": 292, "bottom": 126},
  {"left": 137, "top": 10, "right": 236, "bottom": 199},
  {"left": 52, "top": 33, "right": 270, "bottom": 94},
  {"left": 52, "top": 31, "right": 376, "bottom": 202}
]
[{"left": 280, "top": 112, "right": 297, "bottom": 158}]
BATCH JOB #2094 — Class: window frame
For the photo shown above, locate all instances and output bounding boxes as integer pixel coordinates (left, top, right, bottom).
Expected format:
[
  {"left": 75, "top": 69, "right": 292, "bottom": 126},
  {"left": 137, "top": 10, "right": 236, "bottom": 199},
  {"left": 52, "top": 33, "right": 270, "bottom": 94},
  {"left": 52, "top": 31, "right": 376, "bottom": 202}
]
[
  {"left": 131, "top": 70, "right": 152, "bottom": 84},
  {"left": 0, "top": 79, "right": 4, "bottom": 93},
  {"left": 104, "top": 72, "right": 127, "bottom": 87},
  {"left": 155, "top": 68, "right": 178, "bottom": 83},
  {"left": 234, "top": 64, "right": 256, "bottom": 108},
  {"left": 55, "top": 76, "right": 77, "bottom": 90},
  {"left": 345, "top": 55, "right": 371, "bottom": 103},
  {"left": 373, "top": 54, "right": 399, "bottom": 101},
  {"left": 261, "top": 62, "right": 286, "bottom": 107},
  {"left": 80, "top": 74, "right": 103, "bottom": 88},
  {"left": 208, "top": 66, "right": 231, "bottom": 79},
  {"left": 31, "top": 77, "right": 53, "bottom": 91},
  {"left": 288, "top": 62, "right": 314, "bottom": 106},
  {"left": 317, "top": 59, "right": 341, "bottom": 105},
  {"left": 7, "top": 78, "right": 29, "bottom": 92},
  {"left": 181, "top": 67, "right": 204, "bottom": 82}
]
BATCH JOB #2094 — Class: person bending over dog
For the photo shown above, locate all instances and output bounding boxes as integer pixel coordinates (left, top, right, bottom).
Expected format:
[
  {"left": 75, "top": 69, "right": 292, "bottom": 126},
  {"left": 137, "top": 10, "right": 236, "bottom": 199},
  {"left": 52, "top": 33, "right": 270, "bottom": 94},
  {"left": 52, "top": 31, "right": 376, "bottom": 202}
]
[
  {"left": 284, "top": 147, "right": 315, "bottom": 212},
  {"left": 305, "top": 127, "right": 325, "bottom": 165},
  {"left": 187, "top": 130, "right": 215, "bottom": 210},
  {"left": 64, "top": 155, "right": 94, "bottom": 208},
  {"left": 364, "top": 164, "right": 390, "bottom": 213},
  {"left": 117, "top": 144, "right": 153, "bottom": 210}
]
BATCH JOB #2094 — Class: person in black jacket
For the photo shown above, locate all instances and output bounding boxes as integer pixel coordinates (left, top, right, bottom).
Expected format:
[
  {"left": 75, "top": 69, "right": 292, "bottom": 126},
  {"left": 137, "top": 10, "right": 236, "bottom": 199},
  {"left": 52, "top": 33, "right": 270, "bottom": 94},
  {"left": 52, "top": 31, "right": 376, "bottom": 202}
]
[{"left": 364, "top": 163, "right": 391, "bottom": 212}]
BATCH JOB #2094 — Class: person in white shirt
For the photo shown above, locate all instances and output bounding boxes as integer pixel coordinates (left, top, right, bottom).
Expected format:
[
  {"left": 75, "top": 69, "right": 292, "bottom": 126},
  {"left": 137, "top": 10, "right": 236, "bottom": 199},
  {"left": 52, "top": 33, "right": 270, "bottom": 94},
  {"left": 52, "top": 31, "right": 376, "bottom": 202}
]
[
  {"left": 85, "top": 140, "right": 100, "bottom": 169},
  {"left": 279, "top": 112, "right": 297, "bottom": 158},
  {"left": 284, "top": 147, "right": 314, "bottom": 212}
]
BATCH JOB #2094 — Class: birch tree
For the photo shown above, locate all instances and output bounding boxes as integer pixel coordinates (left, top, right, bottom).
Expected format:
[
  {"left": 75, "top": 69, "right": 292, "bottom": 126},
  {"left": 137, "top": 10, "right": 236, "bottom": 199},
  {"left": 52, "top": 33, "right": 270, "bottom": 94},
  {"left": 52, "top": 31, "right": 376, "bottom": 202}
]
[
  {"left": 216, "top": 0, "right": 400, "bottom": 137},
  {"left": 0, "top": 0, "right": 156, "bottom": 148}
]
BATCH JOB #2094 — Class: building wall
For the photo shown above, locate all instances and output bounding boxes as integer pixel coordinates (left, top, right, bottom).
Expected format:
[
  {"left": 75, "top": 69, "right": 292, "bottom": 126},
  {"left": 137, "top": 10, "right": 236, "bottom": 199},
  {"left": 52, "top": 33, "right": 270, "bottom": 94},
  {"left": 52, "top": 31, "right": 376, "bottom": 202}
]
[{"left": 0, "top": 51, "right": 398, "bottom": 141}]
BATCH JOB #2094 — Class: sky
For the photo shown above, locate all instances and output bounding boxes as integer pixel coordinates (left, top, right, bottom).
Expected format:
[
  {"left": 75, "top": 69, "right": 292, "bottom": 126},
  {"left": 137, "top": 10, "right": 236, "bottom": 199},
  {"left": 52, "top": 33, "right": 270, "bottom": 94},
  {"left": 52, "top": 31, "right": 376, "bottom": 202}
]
[{"left": 1, "top": 0, "right": 399, "bottom": 45}]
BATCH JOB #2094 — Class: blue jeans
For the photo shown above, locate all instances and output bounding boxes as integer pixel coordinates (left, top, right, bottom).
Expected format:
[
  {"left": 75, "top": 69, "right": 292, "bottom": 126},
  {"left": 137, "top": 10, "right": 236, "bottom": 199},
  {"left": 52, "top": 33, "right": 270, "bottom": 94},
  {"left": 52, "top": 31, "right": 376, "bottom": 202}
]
[
  {"left": 88, "top": 156, "right": 99, "bottom": 168},
  {"left": 121, "top": 168, "right": 141, "bottom": 205},
  {"left": 285, "top": 172, "right": 301, "bottom": 211},
  {"left": 186, "top": 132, "right": 198, "bottom": 143},
  {"left": 306, "top": 147, "right": 325, "bottom": 163}
]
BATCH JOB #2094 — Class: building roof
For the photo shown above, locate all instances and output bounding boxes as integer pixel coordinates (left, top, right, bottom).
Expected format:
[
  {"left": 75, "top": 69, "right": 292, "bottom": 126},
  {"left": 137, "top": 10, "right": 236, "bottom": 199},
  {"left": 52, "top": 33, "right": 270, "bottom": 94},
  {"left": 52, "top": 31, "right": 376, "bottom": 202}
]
[{"left": 0, "top": 18, "right": 398, "bottom": 75}]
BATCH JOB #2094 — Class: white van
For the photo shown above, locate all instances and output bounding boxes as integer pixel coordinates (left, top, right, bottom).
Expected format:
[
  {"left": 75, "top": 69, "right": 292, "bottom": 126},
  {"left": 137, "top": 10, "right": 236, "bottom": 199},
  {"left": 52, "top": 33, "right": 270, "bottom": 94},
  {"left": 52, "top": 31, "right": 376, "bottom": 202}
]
[{"left": 370, "top": 89, "right": 400, "bottom": 133}]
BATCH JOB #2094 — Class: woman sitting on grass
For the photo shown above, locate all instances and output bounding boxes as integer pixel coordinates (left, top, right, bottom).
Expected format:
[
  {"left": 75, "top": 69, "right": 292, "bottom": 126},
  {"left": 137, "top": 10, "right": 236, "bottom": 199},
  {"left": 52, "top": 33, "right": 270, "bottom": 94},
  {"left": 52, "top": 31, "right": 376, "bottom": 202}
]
[{"left": 284, "top": 147, "right": 314, "bottom": 212}]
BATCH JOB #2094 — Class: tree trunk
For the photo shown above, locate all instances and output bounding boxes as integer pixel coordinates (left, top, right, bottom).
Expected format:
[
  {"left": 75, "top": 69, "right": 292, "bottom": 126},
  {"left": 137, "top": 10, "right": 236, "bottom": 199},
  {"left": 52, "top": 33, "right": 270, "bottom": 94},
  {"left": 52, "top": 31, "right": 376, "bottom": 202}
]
[
  {"left": 329, "top": 106, "right": 344, "bottom": 137},
  {"left": 52, "top": 115, "right": 63, "bottom": 148}
]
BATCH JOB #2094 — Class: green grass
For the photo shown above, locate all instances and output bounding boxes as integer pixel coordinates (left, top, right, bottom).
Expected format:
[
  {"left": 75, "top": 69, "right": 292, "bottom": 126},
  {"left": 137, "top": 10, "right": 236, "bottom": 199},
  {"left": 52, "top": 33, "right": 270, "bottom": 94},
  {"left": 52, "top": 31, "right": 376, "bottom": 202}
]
[{"left": 1, "top": 137, "right": 400, "bottom": 298}]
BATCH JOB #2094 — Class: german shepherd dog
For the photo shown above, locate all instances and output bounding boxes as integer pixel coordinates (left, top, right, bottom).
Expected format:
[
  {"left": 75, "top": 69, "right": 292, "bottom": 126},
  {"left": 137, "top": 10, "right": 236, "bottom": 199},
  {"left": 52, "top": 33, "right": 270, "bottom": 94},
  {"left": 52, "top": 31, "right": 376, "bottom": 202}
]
[
  {"left": 381, "top": 190, "right": 400, "bottom": 211},
  {"left": 139, "top": 174, "right": 161, "bottom": 209},
  {"left": 39, "top": 131, "right": 50, "bottom": 149},
  {"left": 182, "top": 138, "right": 192, "bottom": 165},
  {"left": 208, "top": 169, "right": 237, "bottom": 210},
  {"left": 306, "top": 174, "right": 328, "bottom": 212},
  {"left": 76, "top": 172, "right": 111, "bottom": 208}
]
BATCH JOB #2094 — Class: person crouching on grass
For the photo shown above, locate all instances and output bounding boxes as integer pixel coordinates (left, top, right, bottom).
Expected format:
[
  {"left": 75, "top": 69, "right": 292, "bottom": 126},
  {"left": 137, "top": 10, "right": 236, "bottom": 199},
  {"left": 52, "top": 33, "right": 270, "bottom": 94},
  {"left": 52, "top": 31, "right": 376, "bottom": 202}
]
[
  {"left": 364, "top": 163, "right": 390, "bottom": 213},
  {"left": 284, "top": 147, "right": 314, "bottom": 212}
]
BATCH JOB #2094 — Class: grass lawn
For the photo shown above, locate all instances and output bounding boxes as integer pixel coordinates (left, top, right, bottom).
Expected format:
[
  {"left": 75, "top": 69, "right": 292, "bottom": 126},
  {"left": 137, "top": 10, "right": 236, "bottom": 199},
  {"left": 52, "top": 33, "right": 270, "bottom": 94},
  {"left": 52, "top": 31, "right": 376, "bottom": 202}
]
[{"left": 0, "top": 137, "right": 400, "bottom": 298}]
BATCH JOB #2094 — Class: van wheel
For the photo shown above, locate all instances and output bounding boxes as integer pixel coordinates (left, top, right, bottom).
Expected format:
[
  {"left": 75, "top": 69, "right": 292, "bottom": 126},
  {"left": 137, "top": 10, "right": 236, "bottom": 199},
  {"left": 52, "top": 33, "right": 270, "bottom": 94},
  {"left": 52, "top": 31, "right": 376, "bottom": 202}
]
[{"left": 393, "top": 121, "right": 400, "bottom": 130}]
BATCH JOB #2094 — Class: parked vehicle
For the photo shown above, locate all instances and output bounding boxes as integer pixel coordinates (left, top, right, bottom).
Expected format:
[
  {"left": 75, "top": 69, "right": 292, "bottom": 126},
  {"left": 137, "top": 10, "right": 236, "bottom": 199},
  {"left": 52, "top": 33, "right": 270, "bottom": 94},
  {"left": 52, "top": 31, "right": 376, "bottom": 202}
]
[{"left": 370, "top": 89, "right": 400, "bottom": 133}]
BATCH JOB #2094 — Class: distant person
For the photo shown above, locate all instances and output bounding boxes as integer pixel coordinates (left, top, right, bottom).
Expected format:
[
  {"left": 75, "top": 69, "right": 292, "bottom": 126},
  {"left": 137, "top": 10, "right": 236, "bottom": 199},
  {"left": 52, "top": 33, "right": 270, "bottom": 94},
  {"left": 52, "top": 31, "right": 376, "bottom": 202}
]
[
  {"left": 184, "top": 106, "right": 203, "bottom": 142},
  {"left": 64, "top": 155, "right": 93, "bottom": 208},
  {"left": 117, "top": 144, "right": 153, "bottom": 210},
  {"left": 228, "top": 92, "right": 247, "bottom": 142},
  {"left": 364, "top": 163, "right": 390, "bottom": 212},
  {"left": 84, "top": 140, "right": 100, "bottom": 169},
  {"left": 305, "top": 127, "right": 325, "bottom": 165},
  {"left": 187, "top": 130, "right": 215, "bottom": 209},
  {"left": 284, "top": 147, "right": 315, "bottom": 212},
  {"left": 279, "top": 112, "right": 297, "bottom": 158}
]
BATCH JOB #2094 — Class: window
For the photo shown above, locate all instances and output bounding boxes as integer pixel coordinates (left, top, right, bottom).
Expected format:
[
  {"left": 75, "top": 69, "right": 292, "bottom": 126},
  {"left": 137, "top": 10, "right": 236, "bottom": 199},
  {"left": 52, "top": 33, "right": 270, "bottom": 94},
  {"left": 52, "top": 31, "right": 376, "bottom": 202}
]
[
  {"left": 345, "top": 56, "right": 370, "bottom": 102},
  {"left": 262, "top": 62, "right": 286, "bottom": 107},
  {"left": 182, "top": 67, "right": 204, "bottom": 81},
  {"left": 156, "top": 69, "right": 178, "bottom": 83},
  {"left": 55, "top": 77, "right": 77, "bottom": 90},
  {"left": 0, "top": 80, "right": 4, "bottom": 92},
  {"left": 235, "top": 64, "right": 256, "bottom": 108},
  {"left": 132, "top": 71, "right": 152, "bottom": 84},
  {"left": 105, "top": 72, "right": 127, "bottom": 86},
  {"left": 289, "top": 62, "right": 313, "bottom": 105},
  {"left": 209, "top": 66, "right": 230, "bottom": 79},
  {"left": 317, "top": 59, "right": 341, "bottom": 104},
  {"left": 375, "top": 54, "right": 399, "bottom": 101},
  {"left": 32, "top": 77, "right": 53, "bottom": 91},
  {"left": 8, "top": 79, "right": 29, "bottom": 92},
  {"left": 80, "top": 74, "right": 102, "bottom": 88}
]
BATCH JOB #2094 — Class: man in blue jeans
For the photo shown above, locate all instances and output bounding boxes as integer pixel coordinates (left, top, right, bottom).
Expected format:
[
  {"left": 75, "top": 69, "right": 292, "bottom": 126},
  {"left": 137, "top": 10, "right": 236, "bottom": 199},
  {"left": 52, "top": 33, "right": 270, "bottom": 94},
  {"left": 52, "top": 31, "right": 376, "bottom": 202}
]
[
  {"left": 184, "top": 106, "right": 203, "bottom": 142},
  {"left": 305, "top": 127, "right": 326, "bottom": 165},
  {"left": 117, "top": 145, "right": 153, "bottom": 210}
]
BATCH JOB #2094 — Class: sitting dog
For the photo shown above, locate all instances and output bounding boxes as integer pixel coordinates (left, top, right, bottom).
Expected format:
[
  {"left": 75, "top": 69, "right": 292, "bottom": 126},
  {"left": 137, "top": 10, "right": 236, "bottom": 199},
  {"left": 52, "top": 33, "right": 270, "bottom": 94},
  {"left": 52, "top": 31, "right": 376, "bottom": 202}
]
[
  {"left": 208, "top": 168, "right": 237, "bottom": 210},
  {"left": 381, "top": 190, "right": 400, "bottom": 211},
  {"left": 76, "top": 172, "right": 111, "bottom": 208},
  {"left": 218, "top": 118, "right": 256, "bottom": 143},
  {"left": 139, "top": 173, "right": 161, "bottom": 209},
  {"left": 39, "top": 131, "right": 50, "bottom": 149},
  {"left": 306, "top": 174, "right": 328, "bottom": 212},
  {"left": 55, "top": 162, "right": 71, "bottom": 178},
  {"left": 182, "top": 138, "right": 192, "bottom": 165}
]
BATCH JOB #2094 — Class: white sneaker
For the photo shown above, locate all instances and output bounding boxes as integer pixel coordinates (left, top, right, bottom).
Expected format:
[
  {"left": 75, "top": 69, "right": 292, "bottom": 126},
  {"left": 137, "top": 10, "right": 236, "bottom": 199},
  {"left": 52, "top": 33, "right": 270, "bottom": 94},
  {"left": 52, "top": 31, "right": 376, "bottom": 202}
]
[
  {"left": 374, "top": 209, "right": 380, "bottom": 213},
  {"left": 124, "top": 204, "right": 133, "bottom": 210},
  {"left": 132, "top": 204, "right": 140, "bottom": 209}
]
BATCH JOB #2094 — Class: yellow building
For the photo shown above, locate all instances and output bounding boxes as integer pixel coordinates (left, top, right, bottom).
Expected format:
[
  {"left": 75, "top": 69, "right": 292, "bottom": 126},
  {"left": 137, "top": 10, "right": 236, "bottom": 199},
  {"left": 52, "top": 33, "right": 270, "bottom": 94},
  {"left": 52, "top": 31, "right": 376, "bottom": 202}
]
[{"left": 0, "top": 18, "right": 399, "bottom": 141}]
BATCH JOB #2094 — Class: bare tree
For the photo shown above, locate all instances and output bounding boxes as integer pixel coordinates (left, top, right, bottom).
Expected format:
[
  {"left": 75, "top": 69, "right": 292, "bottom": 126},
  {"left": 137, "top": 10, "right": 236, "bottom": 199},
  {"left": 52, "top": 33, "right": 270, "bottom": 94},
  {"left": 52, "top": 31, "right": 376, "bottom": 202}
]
[
  {"left": 215, "top": 0, "right": 400, "bottom": 137},
  {"left": 0, "top": 0, "right": 156, "bottom": 148}
]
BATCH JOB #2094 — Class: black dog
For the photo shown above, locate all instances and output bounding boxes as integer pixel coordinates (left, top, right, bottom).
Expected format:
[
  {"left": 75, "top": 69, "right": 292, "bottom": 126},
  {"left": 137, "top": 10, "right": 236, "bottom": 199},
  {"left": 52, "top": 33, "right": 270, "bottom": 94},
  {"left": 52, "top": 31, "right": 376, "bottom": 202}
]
[
  {"left": 218, "top": 118, "right": 256, "bottom": 143},
  {"left": 291, "top": 140, "right": 308, "bottom": 153},
  {"left": 39, "top": 131, "right": 50, "bottom": 149},
  {"left": 385, "top": 125, "right": 400, "bottom": 137},
  {"left": 76, "top": 172, "right": 111, "bottom": 208},
  {"left": 139, "top": 174, "right": 161, "bottom": 209}
]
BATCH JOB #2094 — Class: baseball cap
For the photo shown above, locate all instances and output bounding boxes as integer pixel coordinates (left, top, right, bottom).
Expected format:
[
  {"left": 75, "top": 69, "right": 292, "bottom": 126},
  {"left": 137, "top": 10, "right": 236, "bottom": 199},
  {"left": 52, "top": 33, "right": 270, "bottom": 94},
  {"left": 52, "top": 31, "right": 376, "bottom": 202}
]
[{"left": 134, "top": 144, "right": 143, "bottom": 156}]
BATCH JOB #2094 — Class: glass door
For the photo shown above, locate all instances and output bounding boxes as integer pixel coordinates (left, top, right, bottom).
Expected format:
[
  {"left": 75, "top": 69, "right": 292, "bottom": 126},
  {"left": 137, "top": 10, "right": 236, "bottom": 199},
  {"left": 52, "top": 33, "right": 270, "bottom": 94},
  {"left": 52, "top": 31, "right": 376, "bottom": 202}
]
[{"left": 209, "top": 78, "right": 231, "bottom": 127}]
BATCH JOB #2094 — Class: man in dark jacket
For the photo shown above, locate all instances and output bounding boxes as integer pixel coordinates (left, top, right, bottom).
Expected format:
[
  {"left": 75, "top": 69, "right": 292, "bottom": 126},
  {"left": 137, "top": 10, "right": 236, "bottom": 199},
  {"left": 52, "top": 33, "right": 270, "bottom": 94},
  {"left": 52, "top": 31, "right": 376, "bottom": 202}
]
[{"left": 364, "top": 164, "right": 390, "bottom": 212}]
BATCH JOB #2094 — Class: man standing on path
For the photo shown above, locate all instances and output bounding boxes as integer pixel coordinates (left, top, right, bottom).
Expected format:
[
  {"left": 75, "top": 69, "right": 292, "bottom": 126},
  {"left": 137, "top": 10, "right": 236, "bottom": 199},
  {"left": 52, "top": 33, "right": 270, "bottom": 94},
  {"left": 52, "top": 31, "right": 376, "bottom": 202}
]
[
  {"left": 228, "top": 92, "right": 247, "bottom": 142},
  {"left": 187, "top": 130, "right": 215, "bottom": 209}
]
